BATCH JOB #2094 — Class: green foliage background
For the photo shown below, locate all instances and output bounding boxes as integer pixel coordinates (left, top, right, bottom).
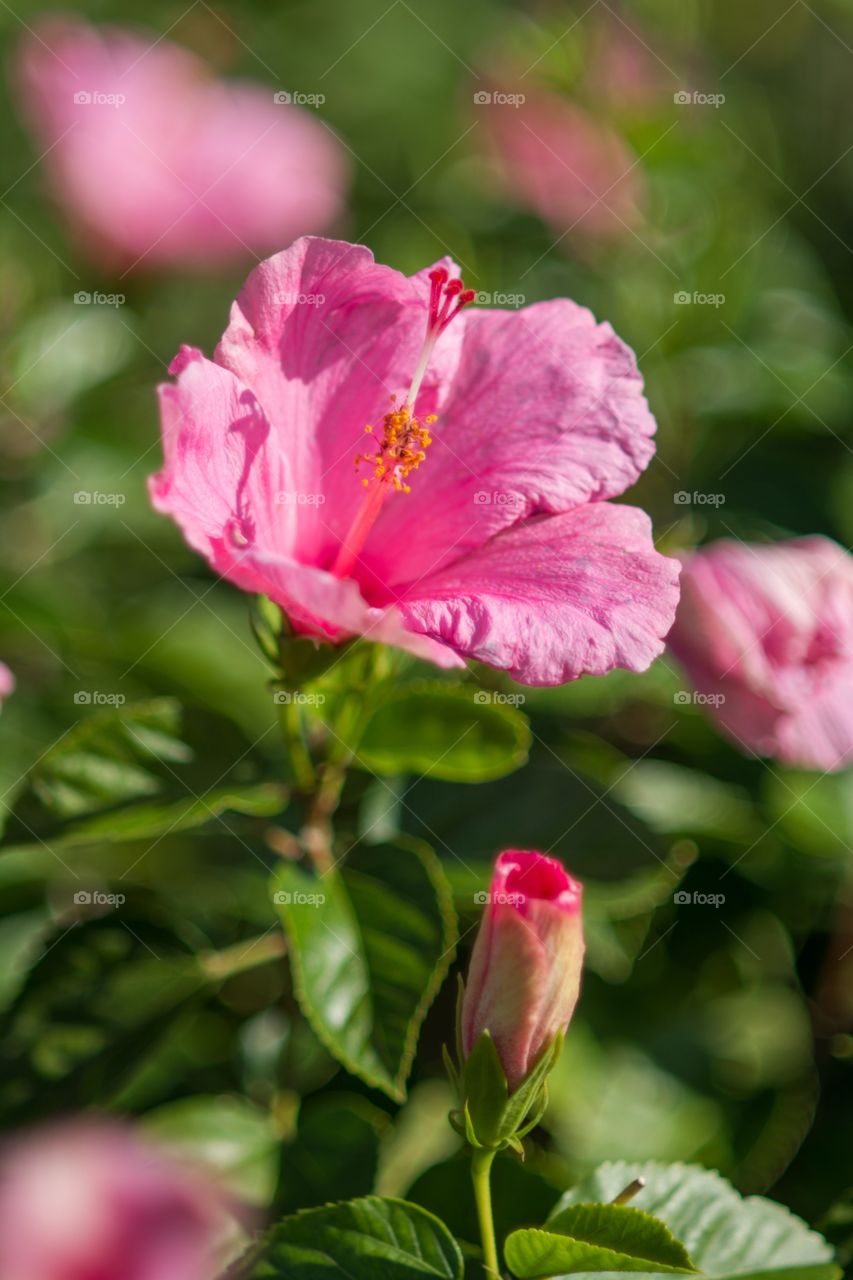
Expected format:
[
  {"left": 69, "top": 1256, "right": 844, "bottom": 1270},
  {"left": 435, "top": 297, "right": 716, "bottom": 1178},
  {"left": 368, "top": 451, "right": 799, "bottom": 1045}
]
[{"left": 1, "top": 0, "right": 852, "bottom": 1256}]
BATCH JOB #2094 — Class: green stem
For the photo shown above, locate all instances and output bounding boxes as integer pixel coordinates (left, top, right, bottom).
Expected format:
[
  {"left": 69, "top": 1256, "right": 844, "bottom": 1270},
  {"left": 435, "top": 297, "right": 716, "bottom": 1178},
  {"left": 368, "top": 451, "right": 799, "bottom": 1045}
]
[
  {"left": 278, "top": 699, "right": 315, "bottom": 792},
  {"left": 471, "top": 1148, "right": 500, "bottom": 1277}
]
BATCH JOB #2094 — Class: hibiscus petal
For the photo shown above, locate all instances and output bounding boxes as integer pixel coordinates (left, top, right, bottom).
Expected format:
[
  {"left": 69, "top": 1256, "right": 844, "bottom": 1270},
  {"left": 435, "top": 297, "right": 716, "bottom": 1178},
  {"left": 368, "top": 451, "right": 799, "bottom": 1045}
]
[
  {"left": 150, "top": 347, "right": 295, "bottom": 561},
  {"left": 398, "top": 503, "right": 680, "bottom": 685},
  {"left": 215, "top": 237, "right": 464, "bottom": 566},
  {"left": 363, "top": 298, "right": 658, "bottom": 588}
]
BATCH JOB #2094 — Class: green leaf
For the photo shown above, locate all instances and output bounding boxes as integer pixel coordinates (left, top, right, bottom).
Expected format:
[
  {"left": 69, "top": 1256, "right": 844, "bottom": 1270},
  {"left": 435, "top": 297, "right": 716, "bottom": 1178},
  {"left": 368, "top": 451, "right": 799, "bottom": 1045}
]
[
  {"left": 0, "top": 915, "right": 209, "bottom": 1122},
  {"left": 30, "top": 698, "right": 190, "bottom": 819},
  {"left": 272, "top": 838, "right": 457, "bottom": 1101},
  {"left": 356, "top": 681, "right": 531, "bottom": 782},
  {"left": 550, "top": 1162, "right": 840, "bottom": 1280},
  {"left": 142, "top": 1094, "right": 280, "bottom": 1207},
  {"left": 276, "top": 1093, "right": 388, "bottom": 1213},
  {"left": 59, "top": 782, "right": 286, "bottom": 845},
  {"left": 240, "top": 1196, "right": 463, "bottom": 1279},
  {"left": 506, "top": 1202, "right": 697, "bottom": 1277}
]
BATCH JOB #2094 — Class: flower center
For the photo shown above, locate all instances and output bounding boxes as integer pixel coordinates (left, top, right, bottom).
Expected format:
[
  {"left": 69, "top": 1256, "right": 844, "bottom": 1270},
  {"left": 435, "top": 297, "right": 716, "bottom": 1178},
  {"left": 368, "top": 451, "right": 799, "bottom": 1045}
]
[{"left": 330, "top": 268, "right": 474, "bottom": 579}]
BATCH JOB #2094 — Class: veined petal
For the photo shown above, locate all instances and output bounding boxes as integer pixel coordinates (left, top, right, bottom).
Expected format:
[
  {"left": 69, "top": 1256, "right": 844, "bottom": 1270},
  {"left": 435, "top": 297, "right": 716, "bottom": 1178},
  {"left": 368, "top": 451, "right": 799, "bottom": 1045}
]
[
  {"left": 360, "top": 298, "right": 657, "bottom": 589},
  {"left": 398, "top": 503, "right": 680, "bottom": 686},
  {"left": 215, "top": 237, "right": 464, "bottom": 565}
]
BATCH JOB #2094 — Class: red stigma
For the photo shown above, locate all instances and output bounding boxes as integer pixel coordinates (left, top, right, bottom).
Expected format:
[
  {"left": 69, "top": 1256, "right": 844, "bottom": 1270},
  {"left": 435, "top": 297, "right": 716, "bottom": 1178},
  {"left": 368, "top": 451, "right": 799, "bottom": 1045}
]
[{"left": 428, "top": 270, "right": 476, "bottom": 336}]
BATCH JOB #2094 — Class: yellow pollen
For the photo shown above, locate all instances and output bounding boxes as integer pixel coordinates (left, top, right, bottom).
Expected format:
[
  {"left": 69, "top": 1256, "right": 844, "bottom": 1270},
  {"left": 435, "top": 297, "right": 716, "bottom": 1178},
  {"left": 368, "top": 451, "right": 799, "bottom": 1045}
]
[{"left": 354, "top": 404, "right": 436, "bottom": 495}]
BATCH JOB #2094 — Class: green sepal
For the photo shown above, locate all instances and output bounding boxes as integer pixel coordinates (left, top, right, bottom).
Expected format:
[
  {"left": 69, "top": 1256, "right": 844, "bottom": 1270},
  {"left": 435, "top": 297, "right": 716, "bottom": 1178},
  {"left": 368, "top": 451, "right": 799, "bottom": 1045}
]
[
  {"left": 273, "top": 634, "right": 352, "bottom": 689},
  {"left": 450, "top": 1029, "right": 565, "bottom": 1152},
  {"left": 250, "top": 594, "right": 286, "bottom": 667}
]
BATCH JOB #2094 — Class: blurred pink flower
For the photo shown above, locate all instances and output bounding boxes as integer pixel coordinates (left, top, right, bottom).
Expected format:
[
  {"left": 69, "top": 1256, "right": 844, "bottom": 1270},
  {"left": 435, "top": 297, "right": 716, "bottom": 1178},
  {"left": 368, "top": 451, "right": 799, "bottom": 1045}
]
[
  {"left": 150, "top": 237, "right": 679, "bottom": 684},
  {"left": 462, "top": 850, "right": 584, "bottom": 1090},
  {"left": 0, "top": 663, "right": 14, "bottom": 709},
  {"left": 587, "top": 16, "right": 666, "bottom": 111},
  {"left": 481, "top": 89, "right": 644, "bottom": 240},
  {"left": 0, "top": 1120, "right": 226, "bottom": 1280},
  {"left": 668, "top": 536, "right": 853, "bottom": 771},
  {"left": 15, "top": 17, "right": 347, "bottom": 272}
]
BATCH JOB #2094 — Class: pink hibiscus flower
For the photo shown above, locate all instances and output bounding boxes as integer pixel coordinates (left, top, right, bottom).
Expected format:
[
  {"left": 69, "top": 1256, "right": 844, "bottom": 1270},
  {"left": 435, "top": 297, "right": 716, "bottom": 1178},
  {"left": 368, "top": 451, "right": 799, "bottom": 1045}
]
[
  {"left": 668, "top": 536, "right": 853, "bottom": 770},
  {"left": 0, "top": 663, "right": 13, "bottom": 710},
  {"left": 480, "top": 88, "right": 644, "bottom": 241},
  {"left": 149, "top": 237, "right": 679, "bottom": 685},
  {"left": 0, "top": 1120, "right": 227, "bottom": 1280},
  {"left": 15, "top": 17, "right": 347, "bottom": 272}
]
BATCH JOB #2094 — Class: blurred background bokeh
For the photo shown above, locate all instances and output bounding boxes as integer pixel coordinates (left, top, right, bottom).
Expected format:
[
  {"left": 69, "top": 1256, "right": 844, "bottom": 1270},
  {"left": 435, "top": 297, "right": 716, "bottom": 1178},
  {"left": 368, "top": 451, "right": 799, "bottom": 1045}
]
[{"left": 1, "top": 0, "right": 852, "bottom": 1249}]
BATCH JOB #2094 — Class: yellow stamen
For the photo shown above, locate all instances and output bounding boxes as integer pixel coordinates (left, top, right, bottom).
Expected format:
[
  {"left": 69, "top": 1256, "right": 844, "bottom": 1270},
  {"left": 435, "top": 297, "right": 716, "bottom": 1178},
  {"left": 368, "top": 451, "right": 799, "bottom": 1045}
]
[{"left": 353, "top": 402, "right": 436, "bottom": 495}]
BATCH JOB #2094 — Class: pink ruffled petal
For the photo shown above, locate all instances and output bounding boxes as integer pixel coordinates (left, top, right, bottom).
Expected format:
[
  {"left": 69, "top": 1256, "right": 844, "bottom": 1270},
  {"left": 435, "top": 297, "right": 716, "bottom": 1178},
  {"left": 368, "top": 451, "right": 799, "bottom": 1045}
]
[
  {"left": 150, "top": 348, "right": 295, "bottom": 563},
  {"left": 398, "top": 503, "right": 680, "bottom": 686},
  {"left": 362, "top": 299, "right": 657, "bottom": 589},
  {"left": 215, "top": 238, "right": 464, "bottom": 567}
]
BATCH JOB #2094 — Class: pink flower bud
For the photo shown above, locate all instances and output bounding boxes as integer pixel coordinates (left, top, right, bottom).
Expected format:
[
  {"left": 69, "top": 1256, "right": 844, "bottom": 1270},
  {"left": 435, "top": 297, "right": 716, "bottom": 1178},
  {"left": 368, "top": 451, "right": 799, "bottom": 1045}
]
[
  {"left": 0, "top": 1120, "right": 227, "bottom": 1280},
  {"left": 462, "top": 850, "right": 584, "bottom": 1091}
]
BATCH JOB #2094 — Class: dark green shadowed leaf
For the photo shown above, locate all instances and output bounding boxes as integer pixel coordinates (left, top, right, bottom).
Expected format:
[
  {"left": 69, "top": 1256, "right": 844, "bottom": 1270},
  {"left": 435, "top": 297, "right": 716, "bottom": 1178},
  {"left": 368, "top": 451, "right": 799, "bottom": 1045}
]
[
  {"left": 30, "top": 698, "right": 190, "bottom": 819},
  {"left": 272, "top": 839, "right": 457, "bottom": 1100},
  {"left": 275, "top": 1093, "right": 387, "bottom": 1213},
  {"left": 355, "top": 681, "right": 531, "bottom": 781},
  {"left": 240, "top": 1196, "right": 463, "bottom": 1279}
]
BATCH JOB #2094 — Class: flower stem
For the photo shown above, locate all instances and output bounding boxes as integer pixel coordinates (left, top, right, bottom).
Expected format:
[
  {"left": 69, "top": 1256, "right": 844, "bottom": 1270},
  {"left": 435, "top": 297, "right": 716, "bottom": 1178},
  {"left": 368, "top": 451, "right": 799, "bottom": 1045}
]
[
  {"left": 278, "top": 698, "right": 315, "bottom": 792},
  {"left": 471, "top": 1148, "right": 500, "bottom": 1277}
]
